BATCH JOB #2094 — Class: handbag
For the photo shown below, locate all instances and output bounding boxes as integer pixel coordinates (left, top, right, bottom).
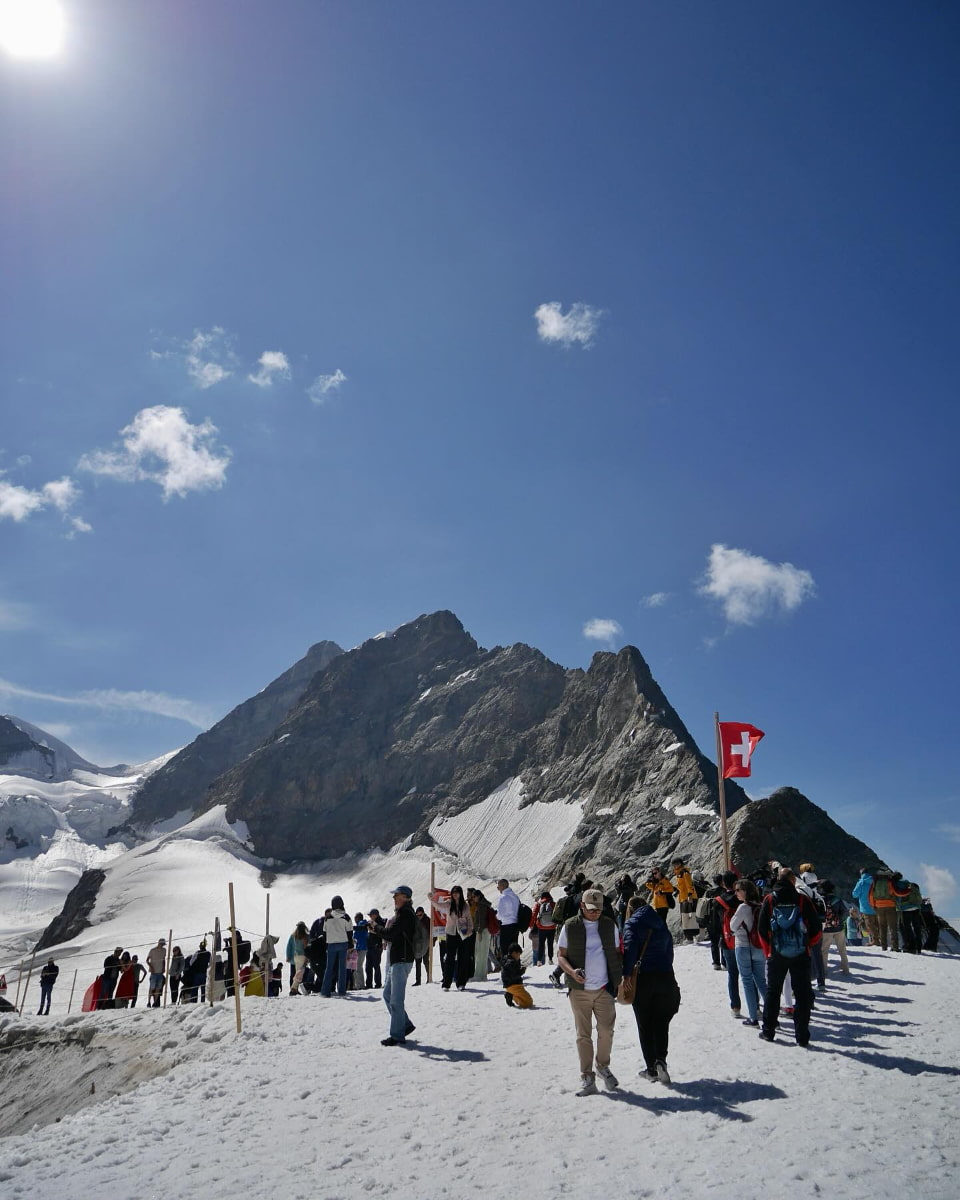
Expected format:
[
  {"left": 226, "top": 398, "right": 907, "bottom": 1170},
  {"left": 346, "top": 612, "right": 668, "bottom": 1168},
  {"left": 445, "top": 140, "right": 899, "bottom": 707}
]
[
  {"left": 665, "top": 891, "right": 676, "bottom": 909},
  {"left": 616, "top": 930, "right": 651, "bottom": 1005}
]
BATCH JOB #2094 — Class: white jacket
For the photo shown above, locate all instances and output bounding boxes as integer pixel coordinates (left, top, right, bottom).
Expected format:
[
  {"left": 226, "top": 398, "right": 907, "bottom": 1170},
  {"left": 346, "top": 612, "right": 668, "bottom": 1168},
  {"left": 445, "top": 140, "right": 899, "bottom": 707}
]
[
  {"left": 323, "top": 910, "right": 353, "bottom": 945},
  {"left": 497, "top": 887, "right": 520, "bottom": 924},
  {"left": 433, "top": 896, "right": 474, "bottom": 938}
]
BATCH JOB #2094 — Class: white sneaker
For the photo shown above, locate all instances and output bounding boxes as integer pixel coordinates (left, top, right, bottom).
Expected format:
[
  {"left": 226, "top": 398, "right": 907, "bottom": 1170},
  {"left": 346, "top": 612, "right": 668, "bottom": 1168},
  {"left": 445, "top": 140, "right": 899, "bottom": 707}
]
[
  {"left": 655, "top": 1059, "right": 671, "bottom": 1084},
  {"left": 576, "top": 1073, "right": 599, "bottom": 1097},
  {"left": 596, "top": 1067, "right": 619, "bottom": 1091}
]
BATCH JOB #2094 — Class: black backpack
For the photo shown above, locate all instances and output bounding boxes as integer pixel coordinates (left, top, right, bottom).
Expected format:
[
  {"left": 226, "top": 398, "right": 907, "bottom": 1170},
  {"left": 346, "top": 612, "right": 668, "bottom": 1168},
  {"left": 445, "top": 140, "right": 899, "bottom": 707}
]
[{"left": 516, "top": 902, "right": 533, "bottom": 933}]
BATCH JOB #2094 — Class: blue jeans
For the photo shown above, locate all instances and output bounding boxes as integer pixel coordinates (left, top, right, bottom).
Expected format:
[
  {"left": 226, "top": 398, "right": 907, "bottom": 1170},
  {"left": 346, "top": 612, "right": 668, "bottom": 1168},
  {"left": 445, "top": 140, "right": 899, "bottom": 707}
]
[
  {"left": 734, "top": 943, "right": 767, "bottom": 1021},
  {"left": 321, "top": 943, "right": 348, "bottom": 996},
  {"left": 383, "top": 960, "right": 413, "bottom": 1040}
]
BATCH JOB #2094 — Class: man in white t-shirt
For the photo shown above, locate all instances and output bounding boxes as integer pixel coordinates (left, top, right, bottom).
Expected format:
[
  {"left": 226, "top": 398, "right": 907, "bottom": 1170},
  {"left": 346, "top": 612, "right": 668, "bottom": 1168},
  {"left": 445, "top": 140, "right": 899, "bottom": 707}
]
[
  {"left": 496, "top": 879, "right": 521, "bottom": 957},
  {"left": 556, "top": 887, "right": 623, "bottom": 1096}
]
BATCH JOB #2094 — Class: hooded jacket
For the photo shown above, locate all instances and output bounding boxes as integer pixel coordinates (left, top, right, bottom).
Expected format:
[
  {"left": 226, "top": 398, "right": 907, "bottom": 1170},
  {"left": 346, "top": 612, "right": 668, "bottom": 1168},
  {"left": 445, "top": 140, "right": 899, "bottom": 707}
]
[
  {"left": 623, "top": 905, "right": 675, "bottom": 973},
  {"left": 758, "top": 880, "right": 823, "bottom": 957}
]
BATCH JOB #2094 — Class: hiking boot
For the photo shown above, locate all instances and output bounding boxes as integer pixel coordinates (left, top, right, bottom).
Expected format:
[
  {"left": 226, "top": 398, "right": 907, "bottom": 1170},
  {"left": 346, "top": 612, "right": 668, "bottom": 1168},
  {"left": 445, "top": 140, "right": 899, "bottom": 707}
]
[
  {"left": 640, "top": 1067, "right": 659, "bottom": 1081},
  {"left": 575, "top": 1073, "right": 599, "bottom": 1097},
  {"left": 380, "top": 1036, "right": 406, "bottom": 1046},
  {"left": 742, "top": 1018, "right": 759, "bottom": 1026},
  {"left": 796, "top": 1035, "right": 810, "bottom": 1047},
  {"left": 730, "top": 1008, "right": 741, "bottom": 1018},
  {"left": 596, "top": 1067, "right": 619, "bottom": 1091},
  {"left": 712, "top": 964, "right": 724, "bottom": 971},
  {"left": 758, "top": 1029, "right": 776, "bottom": 1042},
  {"left": 655, "top": 1060, "right": 671, "bottom": 1084}
]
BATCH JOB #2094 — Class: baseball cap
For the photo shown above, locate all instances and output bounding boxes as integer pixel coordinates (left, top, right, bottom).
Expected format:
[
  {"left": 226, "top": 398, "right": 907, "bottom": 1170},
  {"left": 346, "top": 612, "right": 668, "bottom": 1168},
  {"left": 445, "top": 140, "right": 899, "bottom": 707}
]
[
  {"left": 581, "top": 888, "right": 604, "bottom": 910},
  {"left": 392, "top": 885, "right": 413, "bottom": 898}
]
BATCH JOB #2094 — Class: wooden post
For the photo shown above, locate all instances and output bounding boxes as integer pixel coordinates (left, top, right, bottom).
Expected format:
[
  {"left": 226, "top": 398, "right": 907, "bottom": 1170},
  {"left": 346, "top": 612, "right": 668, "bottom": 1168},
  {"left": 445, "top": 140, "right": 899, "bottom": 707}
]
[
  {"left": 428, "top": 861, "right": 436, "bottom": 984},
  {"left": 208, "top": 918, "right": 220, "bottom": 1006},
  {"left": 715, "top": 711, "right": 731, "bottom": 872},
  {"left": 228, "top": 883, "right": 242, "bottom": 1034},
  {"left": 18, "top": 953, "right": 35, "bottom": 1017},
  {"left": 163, "top": 929, "right": 173, "bottom": 1007},
  {"left": 264, "top": 893, "right": 271, "bottom": 995},
  {"left": 13, "top": 959, "right": 24, "bottom": 1010},
  {"left": 67, "top": 968, "right": 78, "bottom": 1015}
]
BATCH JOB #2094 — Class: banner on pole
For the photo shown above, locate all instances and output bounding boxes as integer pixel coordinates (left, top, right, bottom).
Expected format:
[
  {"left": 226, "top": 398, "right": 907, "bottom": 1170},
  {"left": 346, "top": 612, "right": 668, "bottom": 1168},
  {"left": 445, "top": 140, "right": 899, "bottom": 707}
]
[
  {"left": 718, "top": 722, "right": 765, "bottom": 778},
  {"left": 431, "top": 888, "right": 450, "bottom": 930}
]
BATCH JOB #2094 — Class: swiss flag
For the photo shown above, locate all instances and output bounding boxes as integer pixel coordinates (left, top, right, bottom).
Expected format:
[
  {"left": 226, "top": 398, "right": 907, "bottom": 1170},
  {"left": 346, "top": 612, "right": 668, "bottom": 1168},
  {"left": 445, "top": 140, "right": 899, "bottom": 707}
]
[{"left": 719, "top": 722, "right": 765, "bottom": 778}]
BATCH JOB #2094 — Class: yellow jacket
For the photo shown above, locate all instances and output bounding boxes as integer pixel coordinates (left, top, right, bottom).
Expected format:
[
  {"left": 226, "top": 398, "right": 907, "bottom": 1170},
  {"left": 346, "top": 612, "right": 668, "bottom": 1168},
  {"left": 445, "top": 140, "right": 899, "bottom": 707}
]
[
  {"left": 645, "top": 878, "right": 676, "bottom": 910},
  {"left": 672, "top": 868, "right": 697, "bottom": 904}
]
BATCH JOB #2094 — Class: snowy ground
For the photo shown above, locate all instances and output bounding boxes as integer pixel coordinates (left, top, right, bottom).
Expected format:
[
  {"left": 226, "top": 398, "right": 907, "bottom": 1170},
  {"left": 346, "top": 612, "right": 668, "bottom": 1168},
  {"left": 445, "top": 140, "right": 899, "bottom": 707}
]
[{"left": 1, "top": 940, "right": 958, "bottom": 1199}]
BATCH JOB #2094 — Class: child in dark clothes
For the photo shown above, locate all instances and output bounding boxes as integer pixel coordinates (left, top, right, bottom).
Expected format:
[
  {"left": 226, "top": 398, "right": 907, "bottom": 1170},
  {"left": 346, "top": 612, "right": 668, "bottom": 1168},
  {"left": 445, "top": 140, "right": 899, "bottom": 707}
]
[{"left": 501, "top": 943, "right": 534, "bottom": 1009}]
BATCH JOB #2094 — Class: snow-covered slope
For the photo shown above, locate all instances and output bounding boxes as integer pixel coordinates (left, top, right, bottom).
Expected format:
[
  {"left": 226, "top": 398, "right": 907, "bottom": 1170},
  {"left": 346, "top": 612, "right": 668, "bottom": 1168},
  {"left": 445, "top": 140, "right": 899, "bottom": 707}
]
[
  {"left": 0, "top": 939, "right": 957, "bottom": 1198},
  {"left": 0, "top": 721, "right": 178, "bottom": 962}
]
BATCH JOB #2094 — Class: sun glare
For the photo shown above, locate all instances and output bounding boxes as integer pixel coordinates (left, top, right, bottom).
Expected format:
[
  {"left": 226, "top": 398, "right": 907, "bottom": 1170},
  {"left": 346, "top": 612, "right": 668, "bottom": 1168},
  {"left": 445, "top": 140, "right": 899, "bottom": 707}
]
[{"left": 0, "top": 0, "right": 66, "bottom": 59}]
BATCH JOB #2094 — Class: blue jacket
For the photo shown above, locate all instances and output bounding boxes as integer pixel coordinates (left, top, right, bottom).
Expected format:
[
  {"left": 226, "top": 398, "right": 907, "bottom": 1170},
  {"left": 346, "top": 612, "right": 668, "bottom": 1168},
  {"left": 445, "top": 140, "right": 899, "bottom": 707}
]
[
  {"left": 622, "top": 906, "right": 674, "bottom": 973},
  {"left": 852, "top": 872, "right": 875, "bottom": 915},
  {"left": 353, "top": 920, "right": 369, "bottom": 951}
]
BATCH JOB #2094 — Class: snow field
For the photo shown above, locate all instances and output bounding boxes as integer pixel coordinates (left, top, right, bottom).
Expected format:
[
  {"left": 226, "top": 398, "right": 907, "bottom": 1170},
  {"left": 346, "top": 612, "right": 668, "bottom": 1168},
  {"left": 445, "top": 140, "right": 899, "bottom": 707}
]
[{"left": 1, "top": 941, "right": 958, "bottom": 1199}]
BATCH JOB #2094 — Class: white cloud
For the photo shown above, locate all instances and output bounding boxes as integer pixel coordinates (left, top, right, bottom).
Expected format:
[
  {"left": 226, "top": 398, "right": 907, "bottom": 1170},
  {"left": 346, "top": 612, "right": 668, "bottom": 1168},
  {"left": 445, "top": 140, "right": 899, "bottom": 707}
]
[
  {"left": 0, "top": 676, "right": 212, "bottom": 729},
  {"left": 16, "top": 454, "right": 32, "bottom": 467},
  {"left": 919, "top": 863, "right": 957, "bottom": 911},
  {"left": 184, "top": 326, "right": 235, "bottom": 388},
  {"left": 307, "top": 369, "right": 347, "bottom": 403},
  {"left": 0, "top": 479, "right": 46, "bottom": 521},
  {"left": 79, "top": 406, "right": 231, "bottom": 500},
  {"left": 0, "top": 473, "right": 89, "bottom": 530},
  {"left": 642, "top": 592, "right": 670, "bottom": 608},
  {"left": 936, "top": 824, "right": 960, "bottom": 844},
  {"left": 248, "top": 350, "right": 291, "bottom": 388},
  {"left": 534, "top": 301, "right": 604, "bottom": 348},
  {"left": 699, "top": 543, "right": 816, "bottom": 625},
  {"left": 583, "top": 618, "right": 623, "bottom": 645}
]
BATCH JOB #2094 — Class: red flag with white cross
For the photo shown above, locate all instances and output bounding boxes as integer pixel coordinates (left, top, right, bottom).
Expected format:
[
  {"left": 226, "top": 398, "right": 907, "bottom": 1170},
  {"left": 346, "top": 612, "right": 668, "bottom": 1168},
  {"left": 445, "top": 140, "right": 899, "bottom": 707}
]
[{"left": 718, "top": 722, "right": 765, "bottom": 778}]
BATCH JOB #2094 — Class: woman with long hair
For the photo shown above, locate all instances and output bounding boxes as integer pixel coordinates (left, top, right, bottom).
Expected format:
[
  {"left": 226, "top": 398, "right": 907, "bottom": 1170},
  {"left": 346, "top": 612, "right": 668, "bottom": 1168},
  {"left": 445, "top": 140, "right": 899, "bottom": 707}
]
[
  {"left": 429, "top": 885, "right": 475, "bottom": 991},
  {"left": 730, "top": 878, "right": 767, "bottom": 1026},
  {"left": 622, "top": 894, "right": 681, "bottom": 1084},
  {"left": 469, "top": 888, "right": 494, "bottom": 981},
  {"left": 286, "top": 920, "right": 310, "bottom": 995}
]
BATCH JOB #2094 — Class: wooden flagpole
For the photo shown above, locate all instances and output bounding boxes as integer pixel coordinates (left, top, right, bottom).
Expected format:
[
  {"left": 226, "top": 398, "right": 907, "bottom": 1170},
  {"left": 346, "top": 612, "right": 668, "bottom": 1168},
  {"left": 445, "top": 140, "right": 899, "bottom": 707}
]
[
  {"left": 715, "top": 711, "right": 731, "bottom": 872},
  {"left": 67, "top": 968, "right": 78, "bottom": 1015},
  {"left": 228, "top": 883, "right": 242, "bottom": 1034},
  {"left": 264, "top": 893, "right": 271, "bottom": 994},
  {"left": 428, "top": 861, "right": 436, "bottom": 984},
  {"left": 18, "top": 953, "right": 35, "bottom": 1017}
]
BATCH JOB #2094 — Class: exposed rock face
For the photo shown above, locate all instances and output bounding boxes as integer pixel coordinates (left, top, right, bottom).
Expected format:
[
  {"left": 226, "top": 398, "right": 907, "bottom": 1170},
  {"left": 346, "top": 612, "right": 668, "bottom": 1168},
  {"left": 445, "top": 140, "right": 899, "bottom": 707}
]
[
  {"left": 0, "top": 716, "right": 117, "bottom": 782},
  {"left": 727, "top": 787, "right": 886, "bottom": 898},
  {"left": 35, "top": 869, "right": 106, "bottom": 950},
  {"left": 132, "top": 639, "right": 343, "bottom": 824},
  {"left": 200, "top": 611, "right": 747, "bottom": 866}
]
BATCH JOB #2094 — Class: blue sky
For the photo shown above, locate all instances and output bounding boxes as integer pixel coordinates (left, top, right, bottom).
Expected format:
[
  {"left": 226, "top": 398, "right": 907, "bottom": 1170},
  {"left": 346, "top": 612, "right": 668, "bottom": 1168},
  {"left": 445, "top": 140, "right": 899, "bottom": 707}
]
[{"left": 2, "top": 3, "right": 958, "bottom": 914}]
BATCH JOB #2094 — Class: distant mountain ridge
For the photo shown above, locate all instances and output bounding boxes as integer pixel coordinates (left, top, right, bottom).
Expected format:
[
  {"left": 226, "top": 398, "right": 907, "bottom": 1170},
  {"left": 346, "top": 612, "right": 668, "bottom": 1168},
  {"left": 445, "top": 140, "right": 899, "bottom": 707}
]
[
  {"left": 132, "top": 639, "right": 343, "bottom": 823},
  {"left": 0, "top": 715, "right": 128, "bottom": 782}
]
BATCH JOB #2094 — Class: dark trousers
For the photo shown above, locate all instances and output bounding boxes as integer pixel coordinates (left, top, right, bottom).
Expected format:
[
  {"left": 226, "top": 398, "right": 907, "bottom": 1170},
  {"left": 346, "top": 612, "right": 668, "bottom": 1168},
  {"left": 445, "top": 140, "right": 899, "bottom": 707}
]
[
  {"left": 365, "top": 949, "right": 383, "bottom": 988},
  {"left": 901, "top": 911, "right": 924, "bottom": 953},
  {"left": 763, "top": 953, "right": 814, "bottom": 1043},
  {"left": 632, "top": 971, "right": 681, "bottom": 1070},
  {"left": 441, "top": 934, "right": 475, "bottom": 989},
  {"left": 708, "top": 928, "right": 722, "bottom": 967},
  {"left": 414, "top": 954, "right": 429, "bottom": 984},
  {"left": 38, "top": 983, "right": 53, "bottom": 1015},
  {"left": 169, "top": 975, "right": 181, "bottom": 1004},
  {"left": 723, "top": 944, "right": 741, "bottom": 1009},
  {"left": 498, "top": 924, "right": 519, "bottom": 959},
  {"left": 98, "top": 974, "right": 117, "bottom": 1009}
]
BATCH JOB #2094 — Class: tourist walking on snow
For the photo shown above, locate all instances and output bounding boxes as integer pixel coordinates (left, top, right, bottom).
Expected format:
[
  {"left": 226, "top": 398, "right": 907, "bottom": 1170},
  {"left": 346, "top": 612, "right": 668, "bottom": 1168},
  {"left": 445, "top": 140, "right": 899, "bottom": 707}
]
[
  {"left": 495, "top": 879, "right": 521, "bottom": 961},
  {"left": 758, "top": 868, "right": 822, "bottom": 1047},
  {"left": 353, "top": 913, "right": 369, "bottom": 987},
  {"left": 622, "top": 895, "right": 681, "bottom": 1083},
  {"left": 287, "top": 921, "right": 310, "bottom": 995},
  {"left": 852, "top": 868, "right": 879, "bottom": 947},
  {"left": 730, "top": 879, "right": 767, "bottom": 1026},
  {"left": 819, "top": 881, "right": 850, "bottom": 974},
  {"left": 380, "top": 886, "right": 417, "bottom": 1045},
  {"left": 129, "top": 954, "right": 147, "bottom": 1007},
  {"left": 99, "top": 947, "right": 123, "bottom": 1009},
  {"left": 556, "top": 887, "right": 622, "bottom": 1097},
  {"left": 168, "top": 946, "right": 184, "bottom": 1005},
  {"left": 714, "top": 872, "right": 743, "bottom": 1017},
  {"left": 114, "top": 952, "right": 135, "bottom": 1008},
  {"left": 146, "top": 938, "right": 167, "bottom": 1007},
  {"left": 644, "top": 867, "right": 676, "bottom": 921},
  {"left": 671, "top": 858, "right": 699, "bottom": 942},
  {"left": 320, "top": 898, "right": 353, "bottom": 997},
  {"left": 430, "top": 885, "right": 475, "bottom": 990},
  {"left": 532, "top": 891, "right": 557, "bottom": 965},
  {"left": 38, "top": 958, "right": 59, "bottom": 1015},
  {"left": 365, "top": 909, "right": 385, "bottom": 988},
  {"left": 469, "top": 888, "right": 495, "bottom": 981}
]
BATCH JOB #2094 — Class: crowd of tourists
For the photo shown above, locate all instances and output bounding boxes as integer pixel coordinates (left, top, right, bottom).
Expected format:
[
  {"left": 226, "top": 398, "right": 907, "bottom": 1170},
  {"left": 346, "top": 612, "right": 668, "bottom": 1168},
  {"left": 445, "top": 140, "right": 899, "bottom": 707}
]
[{"left": 59, "top": 856, "right": 947, "bottom": 1095}]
